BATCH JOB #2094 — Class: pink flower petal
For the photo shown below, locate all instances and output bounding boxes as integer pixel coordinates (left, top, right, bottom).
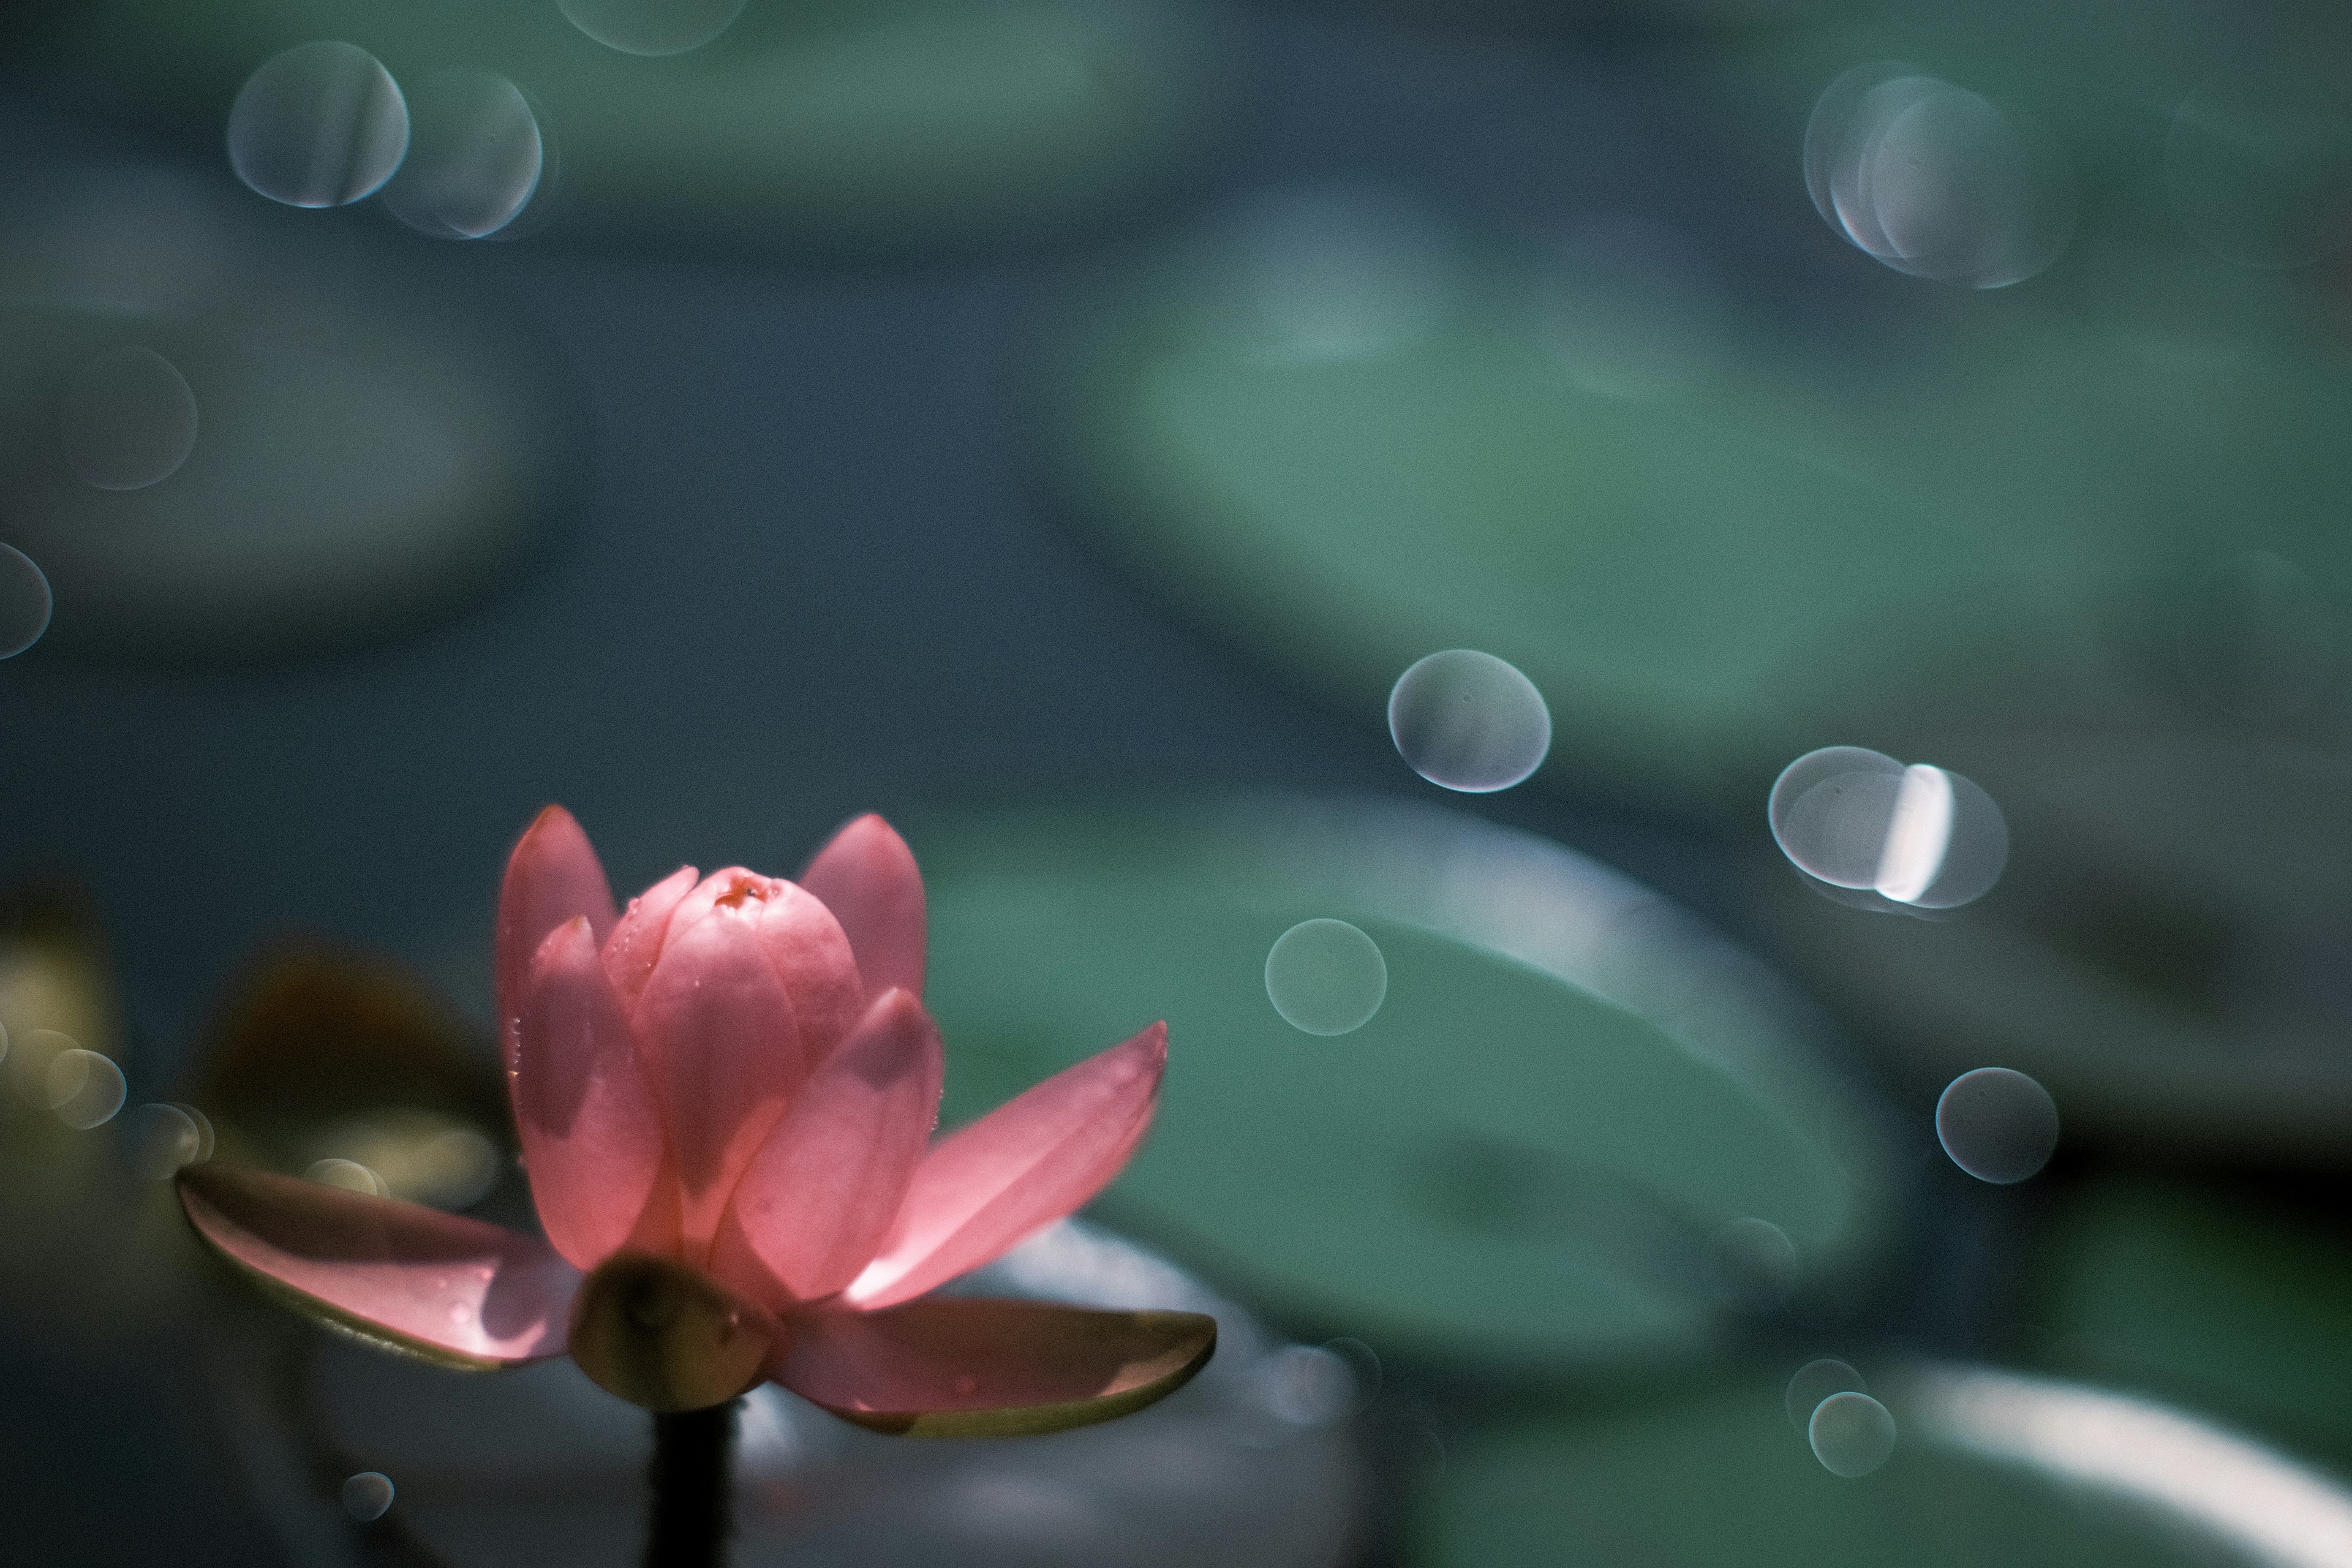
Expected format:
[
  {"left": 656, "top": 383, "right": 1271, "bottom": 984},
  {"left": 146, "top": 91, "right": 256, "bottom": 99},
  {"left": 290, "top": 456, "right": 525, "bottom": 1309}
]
[
  {"left": 495, "top": 807, "right": 618, "bottom": 1069},
  {"left": 514, "top": 918, "right": 668, "bottom": 1270},
  {"left": 654, "top": 869, "right": 864, "bottom": 1062},
  {"left": 771, "top": 1297, "right": 1216, "bottom": 1436},
  {"left": 178, "top": 1163, "right": 578, "bottom": 1366},
  {"left": 631, "top": 901, "right": 809, "bottom": 1258},
  {"left": 708, "top": 989, "right": 942, "bottom": 1307},
  {"left": 752, "top": 882, "right": 865, "bottom": 1062},
  {"left": 845, "top": 1023, "right": 1166, "bottom": 1310},
  {"left": 799, "top": 815, "right": 926, "bottom": 1000},
  {"left": 600, "top": 864, "right": 698, "bottom": 1016}
]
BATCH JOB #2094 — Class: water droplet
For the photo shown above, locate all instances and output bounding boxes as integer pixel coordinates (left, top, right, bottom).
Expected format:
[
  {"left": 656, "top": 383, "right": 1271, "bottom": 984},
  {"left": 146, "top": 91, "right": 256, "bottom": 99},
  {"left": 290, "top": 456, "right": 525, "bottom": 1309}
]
[
  {"left": 1809, "top": 1390, "right": 1896, "bottom": 1477},
  {"left": 1388, "top": 650, "right": 1551, "bottom": 793},
  {"left": 227, "top": 42, "right": 410, "bottom": 209},
  {"left": 0, "top": 545, "right": 53, "bottom": 658},
  {"left": 1936, "top": 1068, "right": 2059, "bottom": 1185},
  {"left": 341, "top": 1471, "right": 394, "bottom": 1521},
  {"left": 1703, "top": 1216, "right": 1800, "bottom": 1313},
  {"left": 380, "top": 72, "right": 544, "bottom": 239},
  {"left": 1787, "top": 1359, "right": 1869, "bottom": 1433},
  {"left": 122, "top": 1102, "right": 202, "bottom": 1180},
  {"left": 556, "top": 0, "right": 745, "bottom": 57},
  {"left": 2167, "top": 59, "right": 2352, "bottom": 270},
  {"left": 1806, "top": 64, "right": 2074, "bottom": 288},
  {"left": 45, "top": 1048, "right": 126, "bottom": 1129},
  {"left": 1256, "top": 1344, "right": 1365, "bottom": 1426},
  {"left": 306, "top": 1158, "right": 390, "bottom": 1196},
  {"left": 1768, "top": 747, "right": 2007, "bottom": 909},
  {"left": 59, "top": 347, "right": 197, "bottom": 491},
  {"left": 1265, "top": 919, "right": 1387, "bottom": 1036}
]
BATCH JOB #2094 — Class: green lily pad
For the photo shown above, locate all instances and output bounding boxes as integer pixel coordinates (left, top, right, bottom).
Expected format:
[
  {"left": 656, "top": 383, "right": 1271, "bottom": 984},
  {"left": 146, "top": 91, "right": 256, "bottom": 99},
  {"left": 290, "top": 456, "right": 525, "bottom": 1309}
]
[
  {"left": 2035, "top": 1174, "right": 2352, "bottom": 1474},
  {"left": 44, "top": 0, "right": 1239, "bottom": 248},
  {"left": 1423, "top": 1366, "right": 2316, "bottom": 1568},
  {"left": 919, "top": 794, "right": 1899, "bottom": 1368},
  {"left": 1037, "top": 181, "right": 2352, "bottom": 797}
]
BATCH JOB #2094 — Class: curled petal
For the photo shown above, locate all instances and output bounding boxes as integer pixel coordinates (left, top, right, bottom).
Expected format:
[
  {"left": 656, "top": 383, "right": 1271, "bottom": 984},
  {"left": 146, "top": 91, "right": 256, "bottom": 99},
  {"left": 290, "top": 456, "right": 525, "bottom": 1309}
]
[
  {"left": 516, "top": 919, "right": 666, "bottom": 1270},
  {"left": 709, "top": 990, "right": 942, "bottom": 1307},
  {"left": 600, "top": 864, "right": 698, "bottom": 1017},
  {"left": 178, "top": 1163, "right": 578, "bottom": 1368},
  {"left": 799, "top": 815, "right": 926, "bottom": 999},
  {"left": 633, "top": 903, "right": 808, "bottom": 1256},
  {"left": 773, "top": 1298, "right": 1215, "bottom": 1437},
  {"left": 847, "top": 1023, "right": 1166, "bottom": 1311},
  {"left": 495, "top": 807, "right": 618, "bottom": 1068}
]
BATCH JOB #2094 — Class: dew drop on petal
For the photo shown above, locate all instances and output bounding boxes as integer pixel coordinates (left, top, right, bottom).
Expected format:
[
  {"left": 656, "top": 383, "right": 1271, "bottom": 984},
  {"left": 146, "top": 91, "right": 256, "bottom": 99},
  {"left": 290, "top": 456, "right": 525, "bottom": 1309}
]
[
  {"left": 1388, "top": 650, "right": 1551, "bottom": 793},
  {"left": 1265, "top": 919, "right": 1387, "bottom": 1036},
  {"left": 1936, "top": 1068, "right": 2059, "bottom": 1185},
  {"left": 1809, "top": 1390, "right": 1896, "bottom": 1477},
  {"left": 45, "top": 1048, "right": 126, "bottom": 1130},
  {"left": 59, "top": 347, "right": 197, "bottom": 491},
  {"left": 1786, "top": 1359, "right": 1869, "bottom": 1433},
  {"left": 0, "top": 544, "right": 53, "bottom": 659},
  {"left": 555, "top": 0, "right": 745, "bottom": 57},
  {"left": 227, "top": 41, "right": 410, "bottom": 208},
  {"left": 306, "top": 1157, "right": 390, "bottom": 1196},
  {"left": 380, "top": 72, "right": 544, "bottom": 239},
  {"left": 122, "top": 1102, "right": 202, "bottom": 1180},
  {"left": 341, "top": 1471, "right": 394, "bottom": 1521}
]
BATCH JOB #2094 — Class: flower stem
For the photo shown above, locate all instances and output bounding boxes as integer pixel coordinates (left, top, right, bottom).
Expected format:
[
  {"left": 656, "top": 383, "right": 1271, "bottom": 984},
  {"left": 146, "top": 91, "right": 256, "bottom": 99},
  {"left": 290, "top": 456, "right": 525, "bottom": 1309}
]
[{"left": 644, "top": 1401, "right": 737, "bottom": 1568}]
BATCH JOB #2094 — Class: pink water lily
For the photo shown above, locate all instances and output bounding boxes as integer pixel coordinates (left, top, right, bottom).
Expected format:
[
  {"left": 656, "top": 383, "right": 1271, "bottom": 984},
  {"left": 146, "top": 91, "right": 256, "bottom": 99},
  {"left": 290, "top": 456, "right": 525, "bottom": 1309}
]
[{"left": 178, "top": 809, "right": 1210, "bottom": 1435}]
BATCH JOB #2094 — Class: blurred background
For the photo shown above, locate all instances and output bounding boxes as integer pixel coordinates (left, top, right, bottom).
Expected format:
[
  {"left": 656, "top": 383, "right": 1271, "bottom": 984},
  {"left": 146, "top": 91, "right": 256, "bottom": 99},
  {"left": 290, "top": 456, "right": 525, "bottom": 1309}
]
[{"left": 4, "top": 0, "right": 2352, "bottom": 1562}]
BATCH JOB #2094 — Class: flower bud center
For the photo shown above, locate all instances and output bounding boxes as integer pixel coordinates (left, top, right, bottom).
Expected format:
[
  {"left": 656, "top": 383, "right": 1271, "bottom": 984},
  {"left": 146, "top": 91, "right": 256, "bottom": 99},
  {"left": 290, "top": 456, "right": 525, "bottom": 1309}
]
[{"left": 568, "top": 1252, "right": 776, "bottom": 1412}]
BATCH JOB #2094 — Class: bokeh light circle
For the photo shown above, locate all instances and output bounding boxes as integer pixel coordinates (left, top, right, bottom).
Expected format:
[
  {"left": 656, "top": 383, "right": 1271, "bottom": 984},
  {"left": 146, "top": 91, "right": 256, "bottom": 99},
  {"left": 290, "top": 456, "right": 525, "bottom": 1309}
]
[
  {"left": 342, "top": 1471, "right": 395, "bottom": 1521},
  {"left": 2166, "top": 62, "right": 2352, "bottom": 270},
  {"left": 1388, "top": 650, "right": 1551, "bottom": 792},
  {"left": 1936, "top": 1067, "right": 2059, "bottom": 1185},
  {"left": 45, "top": 1048, "right": 127, "bottom": 1129},
  {"left": 1703, "top": 1216, "right": 1800, "bottom": 1313},
  {"left": 1768, "top": 747, "right": 2008, "bottom": 908},
  {"left": 1809, "top": 1390, "right": 1896, "bottom": 1477},
  {"left": 1786, "top": 1359, "right": 1869, "bottom": 1433},
  {"left": 123, "top": 1102, "right": 204, "bottom": 1180},
  {"left": 227, "top": 41, "right": 410, "bottom": 209},
  {"left": 1256, "top": 1344, "right": 1363, "bottom": 1427},
  {"left": 554, "top": 0, "right": 746, "bottom": 57},
  {"left": 381, "top": 73, "right": 545, "bottom": 239},
  {"left": 1265, "top": 919, "right": 1387, "bottom": 1036},
  {"left": 0, "top": 544, "right": 53, "bottom": 658},
  {"left": 307, "top": 1157, "right": 390, "bottom": 1196},
  {"left": 1806, "top": 64, "right": 2074, "bottom": 288},
  {"left": 59, "top": 347, "right": 197, "bottom": 491}
]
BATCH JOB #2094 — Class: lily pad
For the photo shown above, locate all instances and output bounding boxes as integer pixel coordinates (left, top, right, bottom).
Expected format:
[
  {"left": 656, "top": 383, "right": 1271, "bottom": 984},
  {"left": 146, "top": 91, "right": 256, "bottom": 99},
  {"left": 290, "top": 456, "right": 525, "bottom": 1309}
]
[
  {"left": 1036, "top": 184, "right": 2352, "bottom": 797},
  {"left": 43, "top": 0, "right": 1242, "bottom": 251},
  {"left": 2035, "top": 1175, "right": 2352, "bottom": 1474},
  {"left": 919, "top": 794, "right": 1900, "bottom": 1367},
  {"left": 1423, "top": 1365, "right": 2332, "bottom": 1568}
]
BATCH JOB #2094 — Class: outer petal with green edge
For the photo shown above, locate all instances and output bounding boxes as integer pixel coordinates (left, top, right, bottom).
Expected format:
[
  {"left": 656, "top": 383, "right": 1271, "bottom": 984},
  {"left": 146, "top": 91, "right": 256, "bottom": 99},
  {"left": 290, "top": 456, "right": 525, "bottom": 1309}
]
[
  {"left": 771, "top": 1298, "right": 1216, "bottom": 1437},
  {"left": 495, "top": 807, "right": 618, "bottom": 1065},
  {"left": 799, "top": 814, "right": 927, "bottom": 1000},
  {"left": 708, "top": 987, "right": 942, "bottom": 1308},
  {"left": 846, "top": 1023, "right": 1165, "bottom": 1310},
  {"left": 177, "top": 1163, "right": 579, "bottom": 1368},
  {"left": 515, "top": 918, "right": 667, "bottom": 1270}
]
